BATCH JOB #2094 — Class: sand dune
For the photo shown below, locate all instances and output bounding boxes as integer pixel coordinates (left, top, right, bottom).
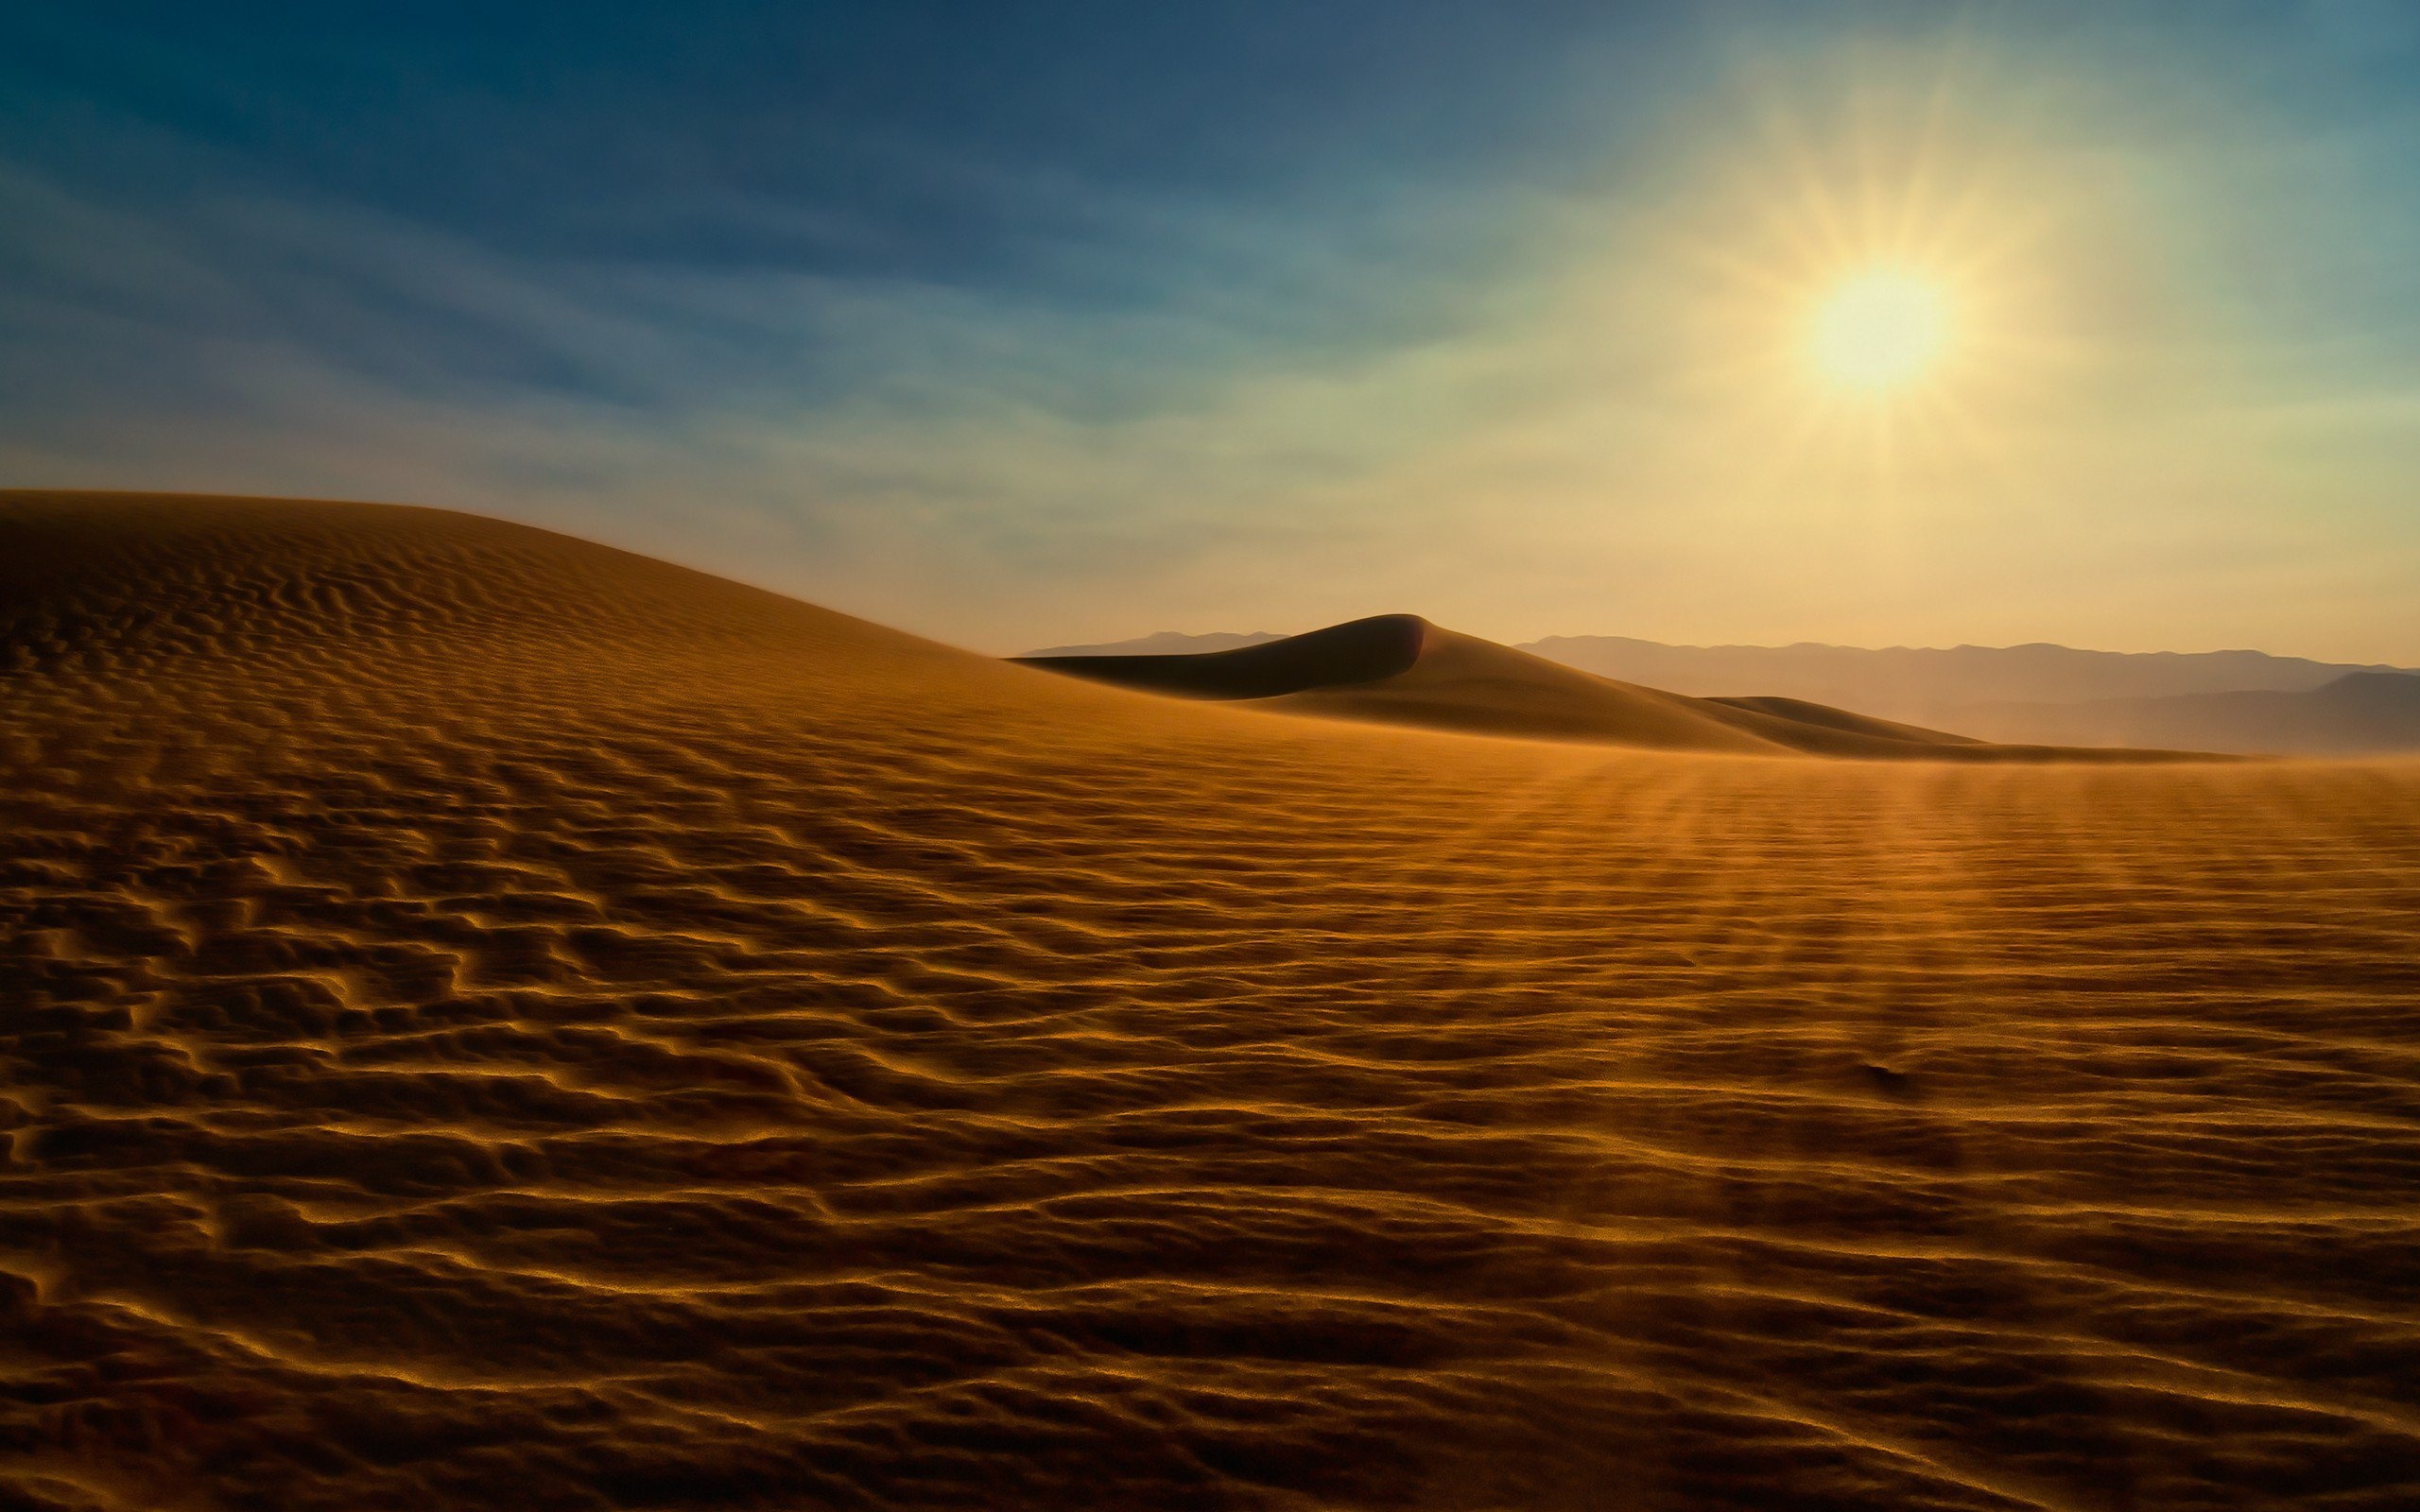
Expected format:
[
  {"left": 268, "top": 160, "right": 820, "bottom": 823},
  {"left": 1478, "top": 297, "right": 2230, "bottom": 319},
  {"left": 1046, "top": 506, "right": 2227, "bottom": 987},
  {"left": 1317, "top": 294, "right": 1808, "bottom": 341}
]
[
  {"left": 1265, "top": 621, "right": 1789, "bottom": 750},
  {"left": 1023, "top": 615, "right": 2164, "bottom": 759},
  {"left": 1055, "top": 627, "right": 2420, "bottom": 754},
  {"left": 7, "top": 491, "right": 2420, "bottom": 1511},
  {"left": 1016, "top": 613, "right": 1433, "bottom": 700}
]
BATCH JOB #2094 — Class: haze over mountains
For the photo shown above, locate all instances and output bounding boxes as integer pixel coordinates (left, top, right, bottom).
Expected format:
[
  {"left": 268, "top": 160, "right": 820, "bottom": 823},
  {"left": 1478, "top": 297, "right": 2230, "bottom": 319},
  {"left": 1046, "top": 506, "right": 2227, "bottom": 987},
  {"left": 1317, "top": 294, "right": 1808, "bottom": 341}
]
[
  {"left": 1035, "top": 629, "right": 2420, "bottom": 754},
  {"left": 1949, "top": 672, "right": 2420, "bottom": 756}
]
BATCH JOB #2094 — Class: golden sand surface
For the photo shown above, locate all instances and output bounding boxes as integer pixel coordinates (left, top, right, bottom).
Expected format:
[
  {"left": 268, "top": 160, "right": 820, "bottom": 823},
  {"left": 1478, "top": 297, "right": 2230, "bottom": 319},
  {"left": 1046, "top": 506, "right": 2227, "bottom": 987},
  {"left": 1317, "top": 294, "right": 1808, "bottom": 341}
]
[{"left": 5, "top": 492, "right": 2419, "bottom": 1511}]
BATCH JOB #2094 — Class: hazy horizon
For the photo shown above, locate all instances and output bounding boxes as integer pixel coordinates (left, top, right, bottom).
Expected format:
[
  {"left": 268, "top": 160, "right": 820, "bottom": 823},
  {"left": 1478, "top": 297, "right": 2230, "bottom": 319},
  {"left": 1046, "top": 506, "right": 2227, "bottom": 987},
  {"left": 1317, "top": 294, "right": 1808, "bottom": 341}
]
[
  {"left": 1027, "top": 620, "right": 2420, "bottom": 667},
  {"left": 8, "top": 2, "right": 2420, "bottom": 662}
]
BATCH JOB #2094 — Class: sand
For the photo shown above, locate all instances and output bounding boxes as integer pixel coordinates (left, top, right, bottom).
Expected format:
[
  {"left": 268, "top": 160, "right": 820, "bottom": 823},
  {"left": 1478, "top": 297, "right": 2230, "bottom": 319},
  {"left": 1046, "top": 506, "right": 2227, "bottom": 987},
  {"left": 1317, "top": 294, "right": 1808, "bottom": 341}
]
[
  {"left": 1021, "top": 616, "right": 2177, "bottom": 759},
  {"left": 5, "top": 490, "right": 2419, "bottom": 1512}
]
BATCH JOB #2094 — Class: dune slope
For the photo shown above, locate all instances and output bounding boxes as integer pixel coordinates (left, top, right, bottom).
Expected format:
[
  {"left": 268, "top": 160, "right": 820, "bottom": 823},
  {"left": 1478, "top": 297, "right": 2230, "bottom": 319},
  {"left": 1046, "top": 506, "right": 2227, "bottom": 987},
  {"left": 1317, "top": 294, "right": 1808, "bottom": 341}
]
[
  {"left": 6, "top": 491, "right": 2420, "bottom": 1512},
  {"left": 1026, "top": 615, "right": 2157, "bottom": 759},
  {"left": 1015, "top": 613, "right": 1431, "bottom": 700}
]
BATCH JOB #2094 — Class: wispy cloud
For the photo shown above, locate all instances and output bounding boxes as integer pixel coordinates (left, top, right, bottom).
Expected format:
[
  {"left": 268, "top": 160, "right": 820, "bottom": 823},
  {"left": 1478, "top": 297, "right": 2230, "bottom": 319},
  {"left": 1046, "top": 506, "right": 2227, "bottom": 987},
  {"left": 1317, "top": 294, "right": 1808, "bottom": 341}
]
[{"left": 5, "top": 5, "right": 2420, "bottom": 662}]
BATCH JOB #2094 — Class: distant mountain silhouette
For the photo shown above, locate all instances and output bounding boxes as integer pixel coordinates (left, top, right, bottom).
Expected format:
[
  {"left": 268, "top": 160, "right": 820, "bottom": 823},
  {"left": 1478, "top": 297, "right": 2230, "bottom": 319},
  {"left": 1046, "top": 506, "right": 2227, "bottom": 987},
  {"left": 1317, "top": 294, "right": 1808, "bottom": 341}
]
[
  {"left": 1522, "top": 638, "right": 2417, "bottom": 751},
  {"left": 1025, "top": 629, "right": 1284, "bottom": 658},
  {"left": 1949, "top": 671, "right": 2420, "bottom": 756},
  {"left": 1525, "top": 636, "right": 2404, "bottom": 705}
]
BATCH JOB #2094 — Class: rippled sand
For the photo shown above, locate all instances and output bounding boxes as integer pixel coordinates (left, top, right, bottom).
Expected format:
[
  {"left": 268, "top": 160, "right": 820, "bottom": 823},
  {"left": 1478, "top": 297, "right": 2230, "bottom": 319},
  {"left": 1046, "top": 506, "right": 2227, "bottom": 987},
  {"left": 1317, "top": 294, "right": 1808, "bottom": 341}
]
[{"left": 6, "top": 492, "right": 2419, "bottom": 1511}]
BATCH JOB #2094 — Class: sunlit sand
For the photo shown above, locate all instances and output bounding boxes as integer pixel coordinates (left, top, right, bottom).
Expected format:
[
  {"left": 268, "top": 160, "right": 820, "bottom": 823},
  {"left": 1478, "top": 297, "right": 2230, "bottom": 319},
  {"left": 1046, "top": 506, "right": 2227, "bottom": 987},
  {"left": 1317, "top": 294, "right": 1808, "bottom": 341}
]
[{"left": 7, "top": 491, "right": 2417, "bottom": 1510}]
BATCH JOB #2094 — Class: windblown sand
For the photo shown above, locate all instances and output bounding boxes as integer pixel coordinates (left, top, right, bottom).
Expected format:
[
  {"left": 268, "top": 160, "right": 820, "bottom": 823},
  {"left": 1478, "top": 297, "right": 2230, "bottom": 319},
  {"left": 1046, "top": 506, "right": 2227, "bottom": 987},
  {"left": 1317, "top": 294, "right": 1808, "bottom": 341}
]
[{"left": 5, "top": 493, "right": 2419, "bottom": 1511}]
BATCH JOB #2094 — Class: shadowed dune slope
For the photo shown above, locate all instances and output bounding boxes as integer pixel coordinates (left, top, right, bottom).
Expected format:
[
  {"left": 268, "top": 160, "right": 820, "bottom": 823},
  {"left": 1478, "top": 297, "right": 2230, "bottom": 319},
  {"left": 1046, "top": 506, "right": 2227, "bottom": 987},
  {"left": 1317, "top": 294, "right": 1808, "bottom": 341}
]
[
  {"left": 1703, "top": 694, "right": 1986, "bottom": 747},
  {"left": 7, "top": 491, "right": 2420, "bottom": 1512},
  {"left": 1026, "top": 615, "right": 2173, "bottom": 760},
  {"left": 1014, "top": 613, "right": 1431, "bottom": 700},
  {"left": 1264, "top": 620, "right": 1786, "bottom": 752}
]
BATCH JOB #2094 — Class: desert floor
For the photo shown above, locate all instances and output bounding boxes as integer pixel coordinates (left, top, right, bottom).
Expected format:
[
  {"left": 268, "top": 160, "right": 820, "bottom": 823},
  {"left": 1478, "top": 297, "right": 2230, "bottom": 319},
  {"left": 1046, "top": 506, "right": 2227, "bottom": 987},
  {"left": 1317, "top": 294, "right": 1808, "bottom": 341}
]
[{"left": 5, "top": 493, "right": 2418, "bottom": 1511}]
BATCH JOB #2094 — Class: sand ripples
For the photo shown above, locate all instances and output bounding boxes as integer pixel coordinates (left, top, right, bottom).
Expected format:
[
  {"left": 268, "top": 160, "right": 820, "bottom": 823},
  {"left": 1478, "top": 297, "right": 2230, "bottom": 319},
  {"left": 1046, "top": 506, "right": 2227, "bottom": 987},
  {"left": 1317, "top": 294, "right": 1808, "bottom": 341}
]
[{"left": 5, "top": 494, "right": 2420, "bottom": 1509}]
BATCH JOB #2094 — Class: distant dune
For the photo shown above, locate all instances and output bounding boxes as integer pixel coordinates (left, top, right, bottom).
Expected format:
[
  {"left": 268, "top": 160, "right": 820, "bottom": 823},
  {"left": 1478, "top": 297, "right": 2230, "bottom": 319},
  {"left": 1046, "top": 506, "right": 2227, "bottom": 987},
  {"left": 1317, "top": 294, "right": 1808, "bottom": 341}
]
[
  {"left": 1021, "top": 614, "right": 2180, "bottom": 760},
  {"left": 1036, "top": 627, "right": 2417, "bottom": 753},
  {"left": 9, "top": 491, "right": 2420, "bottom": 1512}
]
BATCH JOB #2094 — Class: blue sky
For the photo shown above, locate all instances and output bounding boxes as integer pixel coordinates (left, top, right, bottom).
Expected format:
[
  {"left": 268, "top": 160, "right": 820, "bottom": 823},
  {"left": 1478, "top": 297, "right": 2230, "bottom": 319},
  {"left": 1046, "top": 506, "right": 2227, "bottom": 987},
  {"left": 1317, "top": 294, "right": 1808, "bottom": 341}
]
[{"left": 5, "top": 1, "right": 2419, "bottom": 658}]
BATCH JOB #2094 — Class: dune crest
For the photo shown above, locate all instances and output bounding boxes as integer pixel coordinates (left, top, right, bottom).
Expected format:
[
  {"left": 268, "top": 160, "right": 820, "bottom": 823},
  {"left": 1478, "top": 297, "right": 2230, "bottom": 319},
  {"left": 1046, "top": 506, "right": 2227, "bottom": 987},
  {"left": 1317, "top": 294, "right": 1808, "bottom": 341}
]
[
  {"left": 1016, "top": 612, "right": 1432, "bottom": 700},
  {"left": 1023, "top": 614, "right": 2184, "bottom": 759},
  {"left": 6, "top": 492, "right": 2419, "bottom": 1512}
]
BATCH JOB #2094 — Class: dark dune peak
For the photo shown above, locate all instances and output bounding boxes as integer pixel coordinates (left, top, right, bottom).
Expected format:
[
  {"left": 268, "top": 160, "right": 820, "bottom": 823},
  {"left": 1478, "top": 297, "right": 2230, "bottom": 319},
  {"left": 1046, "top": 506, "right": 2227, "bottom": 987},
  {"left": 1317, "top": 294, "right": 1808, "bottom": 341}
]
[
  {"left": 1014, "top": 612, "right": 1431, "bottom": 698},
  {"left": 1267, "top": 621, "right": 1788, "bottom": 751},
  {"left": 6, "top": 492, "right": 2419, "bottom": 1512}
]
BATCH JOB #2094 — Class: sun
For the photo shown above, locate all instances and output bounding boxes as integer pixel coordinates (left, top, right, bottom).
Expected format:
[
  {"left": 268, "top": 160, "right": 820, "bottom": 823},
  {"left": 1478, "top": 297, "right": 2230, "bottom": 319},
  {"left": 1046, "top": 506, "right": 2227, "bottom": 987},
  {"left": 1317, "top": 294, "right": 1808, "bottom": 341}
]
[{"left": 1807, "top": 270, "right": 1946, "bottom": 391}]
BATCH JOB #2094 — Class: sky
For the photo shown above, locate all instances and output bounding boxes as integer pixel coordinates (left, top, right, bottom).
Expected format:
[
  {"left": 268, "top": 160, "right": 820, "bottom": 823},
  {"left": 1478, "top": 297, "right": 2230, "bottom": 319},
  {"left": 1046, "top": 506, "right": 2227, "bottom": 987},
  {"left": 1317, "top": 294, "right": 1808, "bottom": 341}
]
[{"left": 4, "top": 1, "right": 2418, "bottom": 661}]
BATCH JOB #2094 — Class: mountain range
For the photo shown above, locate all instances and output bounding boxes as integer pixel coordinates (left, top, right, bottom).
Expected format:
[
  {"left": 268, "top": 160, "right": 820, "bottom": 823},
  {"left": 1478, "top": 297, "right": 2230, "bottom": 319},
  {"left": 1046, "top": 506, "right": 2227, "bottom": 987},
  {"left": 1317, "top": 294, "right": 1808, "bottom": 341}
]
[{"left": 1026, "top": 630, "right": 2420, "bottom": 754}]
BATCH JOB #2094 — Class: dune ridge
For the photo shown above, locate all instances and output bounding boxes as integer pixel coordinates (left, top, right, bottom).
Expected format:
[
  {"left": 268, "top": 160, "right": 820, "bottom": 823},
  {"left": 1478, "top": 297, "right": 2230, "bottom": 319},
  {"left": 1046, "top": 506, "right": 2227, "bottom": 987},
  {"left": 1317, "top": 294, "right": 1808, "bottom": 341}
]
[
  {"left": 1025, "top": 629, "right": 1288, "bottom": 659},
  {"left": 6, "top": 491, "right": 2420, "bottom": 1512},
  {"left": 1023, "top": 615, "right": 2180, "bottom": 759},
  {"left": 1015, "top": 613, "right": 1431, "bottom": 700}
]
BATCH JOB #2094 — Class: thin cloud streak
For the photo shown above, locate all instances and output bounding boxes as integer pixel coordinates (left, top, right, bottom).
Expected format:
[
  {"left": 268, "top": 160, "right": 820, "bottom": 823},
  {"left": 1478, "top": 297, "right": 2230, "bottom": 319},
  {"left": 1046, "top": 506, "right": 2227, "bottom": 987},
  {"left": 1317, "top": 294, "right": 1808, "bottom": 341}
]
[{"left": 5, "top": 9, "right": 2420, "bottom": 661}]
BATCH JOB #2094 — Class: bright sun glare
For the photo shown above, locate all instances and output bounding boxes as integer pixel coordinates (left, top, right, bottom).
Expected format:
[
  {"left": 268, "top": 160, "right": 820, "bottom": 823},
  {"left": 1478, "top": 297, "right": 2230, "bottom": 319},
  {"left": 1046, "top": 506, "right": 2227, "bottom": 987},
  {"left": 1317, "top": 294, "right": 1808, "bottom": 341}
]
[{"left": 1808, "top": 270, "right": 1946, "bottom": 391}]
